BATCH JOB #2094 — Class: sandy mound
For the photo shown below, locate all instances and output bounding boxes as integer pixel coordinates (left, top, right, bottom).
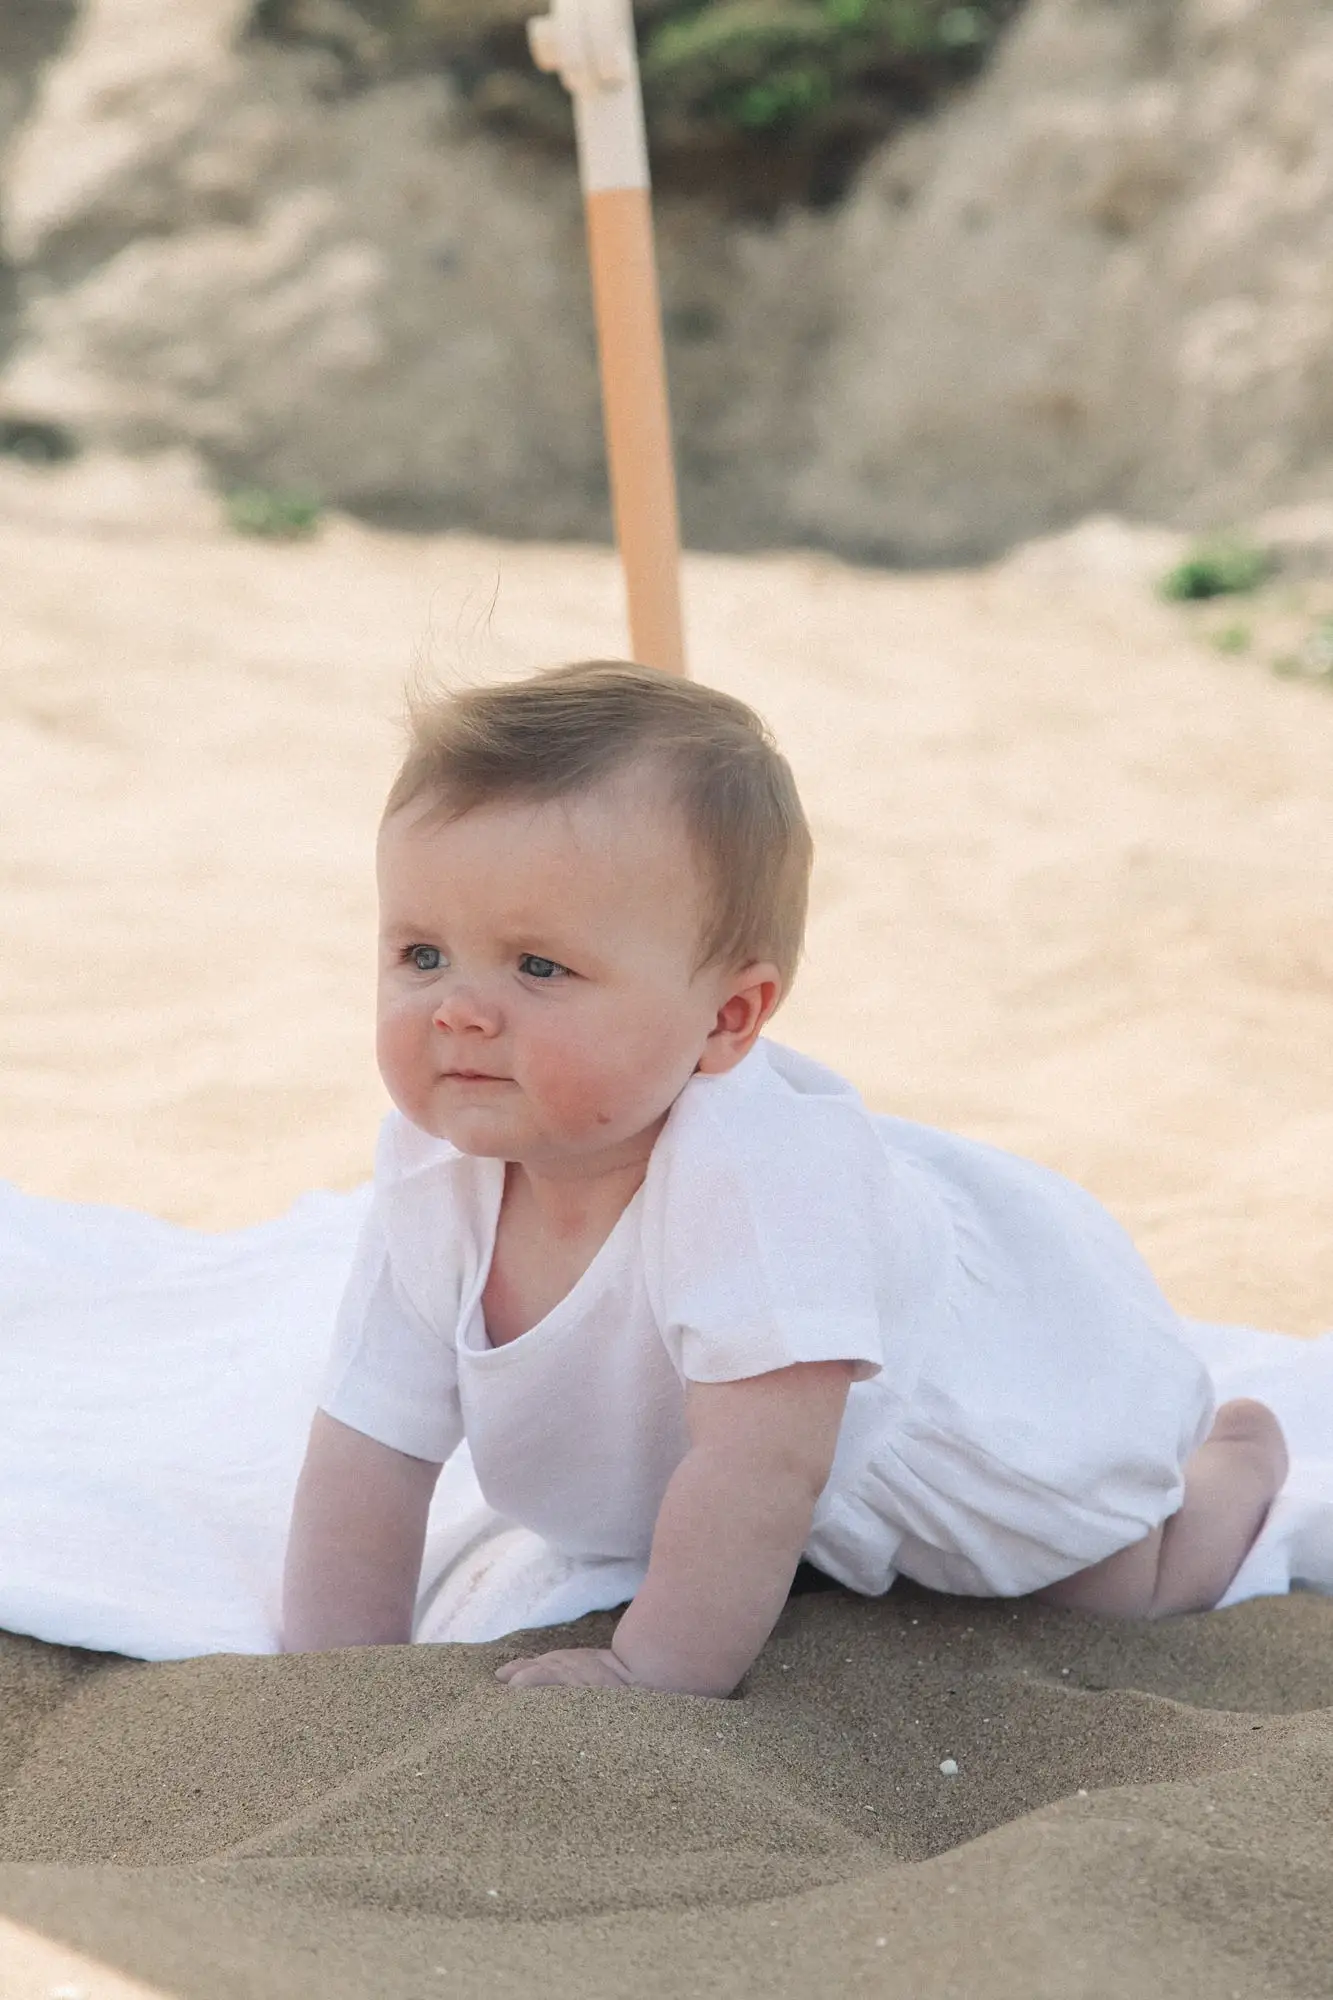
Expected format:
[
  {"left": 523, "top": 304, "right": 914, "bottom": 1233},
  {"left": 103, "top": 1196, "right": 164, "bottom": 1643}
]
[
  {"left": 4, "top": 1587, "right": 1333, "bottom": 1999},
  {"left": 3, "top": 496, "right": 1333, "bottom": 1993}
]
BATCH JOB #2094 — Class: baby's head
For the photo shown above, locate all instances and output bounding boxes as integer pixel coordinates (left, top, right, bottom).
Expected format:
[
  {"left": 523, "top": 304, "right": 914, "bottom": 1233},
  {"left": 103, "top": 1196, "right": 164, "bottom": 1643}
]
[{"left": 375, "top": 660, "right": 812, "bottom": 1173}]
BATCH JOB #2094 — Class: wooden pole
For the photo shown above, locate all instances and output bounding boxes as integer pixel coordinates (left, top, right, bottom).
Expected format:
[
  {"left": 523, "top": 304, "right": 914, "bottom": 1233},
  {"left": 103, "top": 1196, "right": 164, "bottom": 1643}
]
[{"left": 528, "top": 0, "right": 687, "bottom": 676}]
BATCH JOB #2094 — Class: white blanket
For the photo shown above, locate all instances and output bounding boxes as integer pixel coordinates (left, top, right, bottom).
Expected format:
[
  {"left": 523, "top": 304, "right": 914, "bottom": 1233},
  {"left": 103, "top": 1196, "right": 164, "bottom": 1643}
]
[{"left": 1, "top": 1178, "right": 1327, "bottom": 1661}]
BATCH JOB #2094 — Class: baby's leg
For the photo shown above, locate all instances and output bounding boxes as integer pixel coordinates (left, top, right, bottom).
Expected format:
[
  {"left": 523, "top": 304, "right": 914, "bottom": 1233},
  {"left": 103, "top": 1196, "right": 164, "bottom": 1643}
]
[{"left": 1034, "top": 1399, "right": 1288, "bottom": 1620}]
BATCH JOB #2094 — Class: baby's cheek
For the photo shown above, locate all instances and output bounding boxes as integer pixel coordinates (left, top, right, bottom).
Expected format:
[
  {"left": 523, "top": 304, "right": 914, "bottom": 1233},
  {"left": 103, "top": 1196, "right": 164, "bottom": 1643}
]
[
  {"left": 534, "top": 1033, "right": 679, "bottom": 1139},
  {"left": 375, "top": 1009, "right": 406, "bottom": 1073},
  {"left": 376, "top": 1002, "right": 427, "bottom": 1094},
  {"left": 523, "top": 1032, "right": 631, "bottom": 1133},
  {"left": 530, "top": 1058, "right": 610, "bottom": 1131}
]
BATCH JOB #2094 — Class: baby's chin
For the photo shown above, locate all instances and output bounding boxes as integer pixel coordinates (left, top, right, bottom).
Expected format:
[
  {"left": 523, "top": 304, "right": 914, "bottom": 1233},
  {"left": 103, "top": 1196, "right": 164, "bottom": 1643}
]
[
  {"left": 392, "top": 1083, "right": 666, "bottom": 1166},
  {"left": 421, "top": 1100, "right": 567, "bottom": 1162},
  {"left": 420, "top": 1110, "right": 518, "bottom": 1156},
  {"left": 435, "top": 1121, "right": 663, "bottom": 1178}
]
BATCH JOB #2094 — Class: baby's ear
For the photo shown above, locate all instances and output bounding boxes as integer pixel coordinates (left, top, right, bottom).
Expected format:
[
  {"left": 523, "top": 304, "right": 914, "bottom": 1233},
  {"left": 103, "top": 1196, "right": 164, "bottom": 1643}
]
[{"left": 695, "top": 962, "right": 782, "bottom": 1075}]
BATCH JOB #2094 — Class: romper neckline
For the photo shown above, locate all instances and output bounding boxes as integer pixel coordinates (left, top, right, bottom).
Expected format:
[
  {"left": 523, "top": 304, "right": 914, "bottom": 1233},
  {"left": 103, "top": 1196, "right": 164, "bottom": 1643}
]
[{"left": 457, "top": 1163, "right": 647, "bottom": 1360}]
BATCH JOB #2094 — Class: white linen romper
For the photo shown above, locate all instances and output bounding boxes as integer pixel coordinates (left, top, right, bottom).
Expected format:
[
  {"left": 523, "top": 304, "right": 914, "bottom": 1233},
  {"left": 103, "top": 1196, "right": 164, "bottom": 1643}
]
[{"left": 318, "top": 1039, "right": 1215, "bottom": 1598}]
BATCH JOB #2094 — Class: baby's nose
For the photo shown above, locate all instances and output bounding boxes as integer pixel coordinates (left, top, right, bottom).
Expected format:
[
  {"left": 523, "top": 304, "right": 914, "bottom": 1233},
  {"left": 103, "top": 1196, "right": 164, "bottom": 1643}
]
[{"left": 433, "top": 983, "right": 500, "bottom": 1033}]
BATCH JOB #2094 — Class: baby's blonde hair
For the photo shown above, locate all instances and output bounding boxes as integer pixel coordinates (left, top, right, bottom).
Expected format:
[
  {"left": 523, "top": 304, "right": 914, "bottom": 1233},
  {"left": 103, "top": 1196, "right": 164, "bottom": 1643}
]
[{"left": 382, "top": 661, "right": 813, "bottom": 993}]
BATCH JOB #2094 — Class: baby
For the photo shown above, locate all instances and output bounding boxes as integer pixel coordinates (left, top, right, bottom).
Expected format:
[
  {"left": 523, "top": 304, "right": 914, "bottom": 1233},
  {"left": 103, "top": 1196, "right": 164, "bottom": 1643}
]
[{"left": 281, "top": 660, "right": 1288, "bottom": 1697}]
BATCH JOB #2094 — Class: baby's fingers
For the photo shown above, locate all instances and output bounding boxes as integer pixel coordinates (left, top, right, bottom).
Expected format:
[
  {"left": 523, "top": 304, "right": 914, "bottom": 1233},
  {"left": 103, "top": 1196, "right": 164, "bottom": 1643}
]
[
  {"left": 494, "top": 1648, "right": 633, "bottom": 1690},
  {"left": 494, "top": 1654, "right": 573, "bottom": 1688}
]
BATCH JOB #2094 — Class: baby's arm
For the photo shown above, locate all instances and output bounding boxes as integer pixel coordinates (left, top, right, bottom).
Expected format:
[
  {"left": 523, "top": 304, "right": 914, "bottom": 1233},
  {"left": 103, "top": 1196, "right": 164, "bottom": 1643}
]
[
  {"left": 498, "top": 1360, "right": 852, "bottom": 1688},
  {"left": 610, "top": 1360, "right": 856, "bottom": 1697},
  {"left": 280, "top": 1411, "right": 443, "bottom": 1651}
]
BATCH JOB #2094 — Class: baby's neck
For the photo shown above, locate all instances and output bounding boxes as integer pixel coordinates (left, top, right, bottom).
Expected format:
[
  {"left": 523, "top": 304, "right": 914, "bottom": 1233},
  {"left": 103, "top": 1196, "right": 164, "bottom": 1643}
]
[
  {"left": 503, "top": 1134, "right": 659, "bottom": 1248},
  {"left": 483, "top": 1147, "right": 656, "bottom": 1346}
]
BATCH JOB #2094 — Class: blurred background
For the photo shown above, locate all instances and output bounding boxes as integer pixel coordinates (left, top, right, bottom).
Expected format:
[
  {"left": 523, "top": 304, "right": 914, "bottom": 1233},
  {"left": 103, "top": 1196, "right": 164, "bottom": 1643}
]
[
  {"left": 1, "top": 0, "right": 1330, "bottom": 561},
  {"left": 3, "top": 0, "right": 1333, "bottom": 1340}
]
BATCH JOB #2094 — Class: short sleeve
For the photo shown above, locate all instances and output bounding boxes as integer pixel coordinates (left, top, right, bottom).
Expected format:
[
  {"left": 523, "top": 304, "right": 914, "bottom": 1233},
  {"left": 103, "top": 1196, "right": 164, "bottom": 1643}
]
[
  {"left": 317, "top": 1120, "right": 465, "bottom": 1464},
  {"left": 641, "top": 1061, "right": 895, "bottom": 1385}
]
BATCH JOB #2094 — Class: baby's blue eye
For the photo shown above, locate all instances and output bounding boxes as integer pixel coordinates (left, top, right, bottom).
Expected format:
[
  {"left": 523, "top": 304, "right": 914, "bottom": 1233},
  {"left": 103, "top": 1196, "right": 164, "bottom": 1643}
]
[
  {"left": 519, "top": 953, "right": 564, "bottom": 980},
  {"left": 406, "top": 945, "right": 441, "bottom": 972}
]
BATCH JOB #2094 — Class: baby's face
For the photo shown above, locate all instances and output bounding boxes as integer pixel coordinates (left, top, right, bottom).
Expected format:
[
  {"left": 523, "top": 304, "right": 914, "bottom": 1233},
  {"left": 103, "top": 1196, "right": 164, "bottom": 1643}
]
[{"left": 376, "top": 774, "right": 760, "bottom": 1174}]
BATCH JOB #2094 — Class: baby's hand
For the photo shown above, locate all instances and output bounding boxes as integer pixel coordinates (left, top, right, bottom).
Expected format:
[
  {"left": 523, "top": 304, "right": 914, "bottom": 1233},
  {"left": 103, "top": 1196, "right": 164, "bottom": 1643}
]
[{"left": 494, "top": 1646, "right": 646, "bottom": 1692}]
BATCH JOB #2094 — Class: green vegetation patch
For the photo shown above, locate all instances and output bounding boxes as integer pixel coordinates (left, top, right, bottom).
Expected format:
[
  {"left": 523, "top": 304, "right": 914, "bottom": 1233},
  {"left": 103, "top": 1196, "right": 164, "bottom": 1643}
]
[
  {"left": 225, "top": 485, "right": 325, "bottom": 539},
  {"left": 1159, "top": 538, "right": 1273, "bottom": 602},
  {"left": 252, "top": 0, "right": 1025, "bottom": 207},
  {"left": 641, "top": 0, "right": 1003, "bottom": 137},
  {"left": 1209, "top": 621, "right": 1251, "bottom": 655}
]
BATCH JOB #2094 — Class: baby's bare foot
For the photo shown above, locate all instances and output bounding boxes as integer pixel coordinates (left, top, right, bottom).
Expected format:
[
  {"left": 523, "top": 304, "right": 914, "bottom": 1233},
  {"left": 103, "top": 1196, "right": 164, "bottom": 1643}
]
[{"left": 1147, "top": 1397, "right": 1289, "bottom": 1616}]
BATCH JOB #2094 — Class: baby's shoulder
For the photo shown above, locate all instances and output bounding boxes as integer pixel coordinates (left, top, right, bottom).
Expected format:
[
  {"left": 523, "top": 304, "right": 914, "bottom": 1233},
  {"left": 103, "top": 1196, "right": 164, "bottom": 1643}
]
[
  {"left": 639, "top": 1043, "right": 940, "bottom": 1376},
  {"left": 660, "top": 1039, "right": 879, "bottom": 1158},
  {"left": 648, "top": 1040, "right": 900, "bottom": 1228}
]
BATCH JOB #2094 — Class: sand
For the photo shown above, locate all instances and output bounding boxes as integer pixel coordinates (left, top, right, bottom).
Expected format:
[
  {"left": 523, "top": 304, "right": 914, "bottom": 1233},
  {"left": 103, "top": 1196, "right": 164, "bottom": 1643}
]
[{"left": 3, "top": 485, "right": 1333, "bottom": 1996}]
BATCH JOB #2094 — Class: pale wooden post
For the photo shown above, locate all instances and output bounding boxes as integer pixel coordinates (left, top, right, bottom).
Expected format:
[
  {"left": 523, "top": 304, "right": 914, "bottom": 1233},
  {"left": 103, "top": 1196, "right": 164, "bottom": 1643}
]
[{"left": 528, "top": 0, "right": 687, "bottom": 677}]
